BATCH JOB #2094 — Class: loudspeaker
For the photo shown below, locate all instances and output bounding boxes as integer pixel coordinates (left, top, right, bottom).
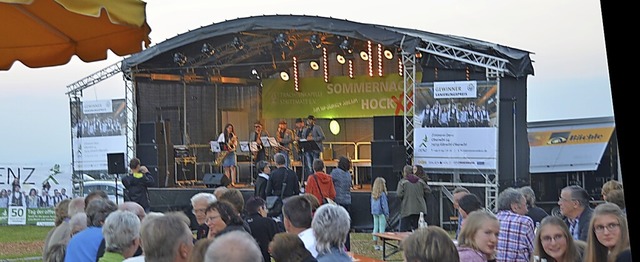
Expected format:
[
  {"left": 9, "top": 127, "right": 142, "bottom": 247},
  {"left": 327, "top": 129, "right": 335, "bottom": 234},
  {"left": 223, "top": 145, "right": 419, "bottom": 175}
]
[
  {"left": 371, "top": 140, "right": 402, "bottom": 166},
  {"left": 391, "top": 144, "right": 407, "bottom": 172},
  {"left": 371, "top": 166, "right": 401, "bottom": 191},
  {"left": 138, "top": 121, "right": 171, "bottom": 144},
  {"left": 203, "top": 173, "right": 230, "bottom": 188},
  {"left": 107, "top": 153, "right": 126, "bottom": 174},
  {"left": 136, "top": 144, "right": 175, "bottom": 188},
  {"left": 373, "top": 116, "right": 403, "bottom": 141}
]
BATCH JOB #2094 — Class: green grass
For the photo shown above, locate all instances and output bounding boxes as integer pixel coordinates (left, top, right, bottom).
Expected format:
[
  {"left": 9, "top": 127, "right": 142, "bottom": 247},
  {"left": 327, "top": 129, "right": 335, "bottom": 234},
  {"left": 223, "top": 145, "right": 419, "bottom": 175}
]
[
  {"left": 0, "top": 226, "right": 53, "bottom": 242},
  {"left": 0, "top": 225, "right": 53, "bottom": 260}
]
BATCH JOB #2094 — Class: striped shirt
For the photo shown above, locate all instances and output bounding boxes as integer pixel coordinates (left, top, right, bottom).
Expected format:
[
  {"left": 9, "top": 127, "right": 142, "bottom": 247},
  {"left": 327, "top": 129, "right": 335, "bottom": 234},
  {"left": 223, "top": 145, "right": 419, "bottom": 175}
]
[{"left": 496, "top": 210, "right": 535, "bottom": 262}]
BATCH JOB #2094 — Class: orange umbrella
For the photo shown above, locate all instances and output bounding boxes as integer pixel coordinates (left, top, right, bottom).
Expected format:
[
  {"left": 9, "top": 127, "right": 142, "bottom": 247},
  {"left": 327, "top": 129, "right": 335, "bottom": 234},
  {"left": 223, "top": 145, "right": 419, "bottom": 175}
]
[{"left": 0, "top": 0, "right": 151, "bottom": 70}]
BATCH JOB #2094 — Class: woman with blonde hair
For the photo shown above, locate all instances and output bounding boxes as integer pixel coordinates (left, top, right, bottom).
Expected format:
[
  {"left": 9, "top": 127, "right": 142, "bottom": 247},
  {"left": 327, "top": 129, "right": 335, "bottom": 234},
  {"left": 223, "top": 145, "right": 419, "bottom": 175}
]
[
  {"left": 370, "top": 177, "right": 389, "bottom": 250},
  {"left": 532, "top": 216, "right": 586, "bottom": 262},
  {"left": 584, "top": 202, "right": 630, "bottom": 262},
  {"left": 457, "top": 210, "right": 500, "bottom": 262}
]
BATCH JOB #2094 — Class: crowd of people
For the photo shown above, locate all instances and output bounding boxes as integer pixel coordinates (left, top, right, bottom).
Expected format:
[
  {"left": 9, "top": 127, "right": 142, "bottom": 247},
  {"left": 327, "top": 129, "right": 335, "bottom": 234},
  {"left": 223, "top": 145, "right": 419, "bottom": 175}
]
[{"left": 38, "top": 147, "right": 631, "bottom": 262}]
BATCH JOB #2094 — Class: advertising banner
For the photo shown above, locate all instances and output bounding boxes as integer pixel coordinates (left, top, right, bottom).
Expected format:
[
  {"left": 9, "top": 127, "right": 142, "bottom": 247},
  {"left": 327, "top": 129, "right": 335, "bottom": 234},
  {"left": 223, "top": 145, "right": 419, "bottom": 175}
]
[
  {"left": 262, "top": 74, "right": 421, "bottom": 119},
  {"left": 413, "top": 81, "right": 499, "bottom": 170},
  {"left": 70, "top": 99, "right": 127, "bottom": 172},
  {"left": 0, "top": 163, "right": 73, "bottom": 226}
]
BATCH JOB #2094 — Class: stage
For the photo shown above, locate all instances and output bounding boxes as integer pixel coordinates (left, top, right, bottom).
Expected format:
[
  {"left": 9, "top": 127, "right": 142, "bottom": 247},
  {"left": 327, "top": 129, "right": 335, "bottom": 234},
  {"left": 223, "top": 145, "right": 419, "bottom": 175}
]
[{"left": 148, "top": 182, "right": 451, "bottom": 232}]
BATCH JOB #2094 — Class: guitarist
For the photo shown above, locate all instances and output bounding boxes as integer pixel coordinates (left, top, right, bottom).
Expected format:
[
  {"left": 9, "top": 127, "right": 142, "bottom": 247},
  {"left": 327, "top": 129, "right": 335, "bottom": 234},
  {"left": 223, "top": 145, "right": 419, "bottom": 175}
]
[{"left": 275, "top": 120, "right": 295, "bottom": 168}]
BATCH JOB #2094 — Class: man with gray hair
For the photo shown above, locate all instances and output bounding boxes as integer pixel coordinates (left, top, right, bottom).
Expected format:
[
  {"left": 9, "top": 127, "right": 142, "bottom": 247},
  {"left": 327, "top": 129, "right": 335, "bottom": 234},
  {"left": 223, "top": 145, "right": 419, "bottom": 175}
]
[
  {"left": 190, "top": 192, "right": 217, "bottom": 240},
  {"left": 140, "top": 212, "right": 194, "bottom": 262},
  {"left": 204, "top": 230, "right": 263, "bottom": 262},
  {"left": 495, "top": 187, "right": 535, "bottom": 262},
  {"left": 558, "top": 185, "right": 593, "bottom": 241},
  {"left": 64, "top": 198, "right": 117, "bottom": 262},
  {"left": 519, "top": 185, "right": 548, "bottom": 225},
  {"left": 99, "top": 210, "right": 141, "bottom": 261},
  {"left": 312, "top": 203, "right": 351, "bottom": 261}
]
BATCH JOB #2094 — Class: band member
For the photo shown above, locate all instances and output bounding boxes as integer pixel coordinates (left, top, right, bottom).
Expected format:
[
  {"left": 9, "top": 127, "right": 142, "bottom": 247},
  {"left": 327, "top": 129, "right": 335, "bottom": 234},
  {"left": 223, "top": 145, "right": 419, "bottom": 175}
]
[
  {"left": 217, "top": 123, "right": 238, "bottom": 187},
  {"left": 250, "top": 121, "right": 269, "bottom": 164},
  {"left": 275, "top": 120, "right": 295, "bottom": 167},
  {"left": 293, "top": 118, "right": 307, "bottom": 173},
  {"left": 302, "top": 115, "right": 325, "bottom": 180}
]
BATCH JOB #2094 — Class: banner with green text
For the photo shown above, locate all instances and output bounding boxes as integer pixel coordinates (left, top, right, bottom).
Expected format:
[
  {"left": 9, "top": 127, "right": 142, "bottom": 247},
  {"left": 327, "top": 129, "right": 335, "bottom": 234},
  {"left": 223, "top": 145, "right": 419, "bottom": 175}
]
[
  {"left": 0, "top": 163, "right": 73, "bottom": 226},
  {"left": 263, "top": 74, "right": 421, "bottom": 119}
]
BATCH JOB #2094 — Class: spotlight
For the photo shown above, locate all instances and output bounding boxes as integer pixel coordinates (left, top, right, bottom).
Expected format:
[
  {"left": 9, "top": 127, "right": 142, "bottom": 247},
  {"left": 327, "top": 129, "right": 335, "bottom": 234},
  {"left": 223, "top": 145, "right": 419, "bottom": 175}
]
[
  {"left": 339, "top": 39, "right": 353, "bottom": 54},
  {"left": 232, "top": 37, "right": 244, "bottom": 50},
  {"left": 310, "top": 60, "right": 320, "bottom": 71},
  {"left": 359, "top": 51, "right": 369, "bottom": 61},
  {"left": 201, "top": 43, "right": 215, "bottom": 57},
  {"left": 415, "top": 52, "right": 423, "bottom": 59},
  {"left": 309, "top": 34, "right": 322, "bottom": 49},
  {"left": 336, "top": 54, "right": 346, "bottom": 65},
  {"left": 173, "top": 52, "right": 187, "bottom": 66},
  {"left": 274, "top": 33, "right": 287, "bottom": 46},
  {"left": 280, "top": 71, "right": 290, "bottom": 81},
  {"left": 384, "top": 49, "right": 394, "bottom": 60},
  {"left": 250, "top": 68, "right": 261, "bottom": 80}
]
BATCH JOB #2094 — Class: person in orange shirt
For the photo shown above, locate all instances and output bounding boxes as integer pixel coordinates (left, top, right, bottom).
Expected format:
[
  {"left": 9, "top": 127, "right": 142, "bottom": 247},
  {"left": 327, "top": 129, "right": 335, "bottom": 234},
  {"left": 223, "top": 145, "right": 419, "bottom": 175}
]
[{"left": 305, "top": 159, "right": 336, "bottom": 205}]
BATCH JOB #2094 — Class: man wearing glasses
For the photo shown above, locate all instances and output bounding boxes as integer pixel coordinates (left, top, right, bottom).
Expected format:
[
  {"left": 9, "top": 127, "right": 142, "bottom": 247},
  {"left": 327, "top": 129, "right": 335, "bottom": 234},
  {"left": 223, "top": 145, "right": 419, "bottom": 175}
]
[
  {"left": 558, "top": 185, "right": 594, "bottom": 241},
  {"left": 190, "top": 192, "right": 217, "bottom": 240}
]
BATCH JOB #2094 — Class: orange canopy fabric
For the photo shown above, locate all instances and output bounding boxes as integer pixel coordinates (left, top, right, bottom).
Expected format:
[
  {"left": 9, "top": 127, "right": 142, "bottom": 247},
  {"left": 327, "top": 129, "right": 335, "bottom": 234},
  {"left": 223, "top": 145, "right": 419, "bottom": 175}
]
[{"left": 0, "top": 0, "right": 151, "bottom": 70}]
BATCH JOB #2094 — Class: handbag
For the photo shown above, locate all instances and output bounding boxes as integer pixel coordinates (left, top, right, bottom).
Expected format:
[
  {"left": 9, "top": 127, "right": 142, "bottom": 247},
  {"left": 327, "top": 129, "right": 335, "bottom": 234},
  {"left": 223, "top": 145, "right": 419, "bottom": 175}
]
[{"left": 312, "top": 175, "right": 335, "bottom": 205}]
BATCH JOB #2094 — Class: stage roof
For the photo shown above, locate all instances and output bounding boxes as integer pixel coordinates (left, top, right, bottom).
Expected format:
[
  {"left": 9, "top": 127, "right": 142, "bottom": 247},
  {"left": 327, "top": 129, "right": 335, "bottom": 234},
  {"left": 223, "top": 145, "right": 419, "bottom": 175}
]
[
  {"left": 528, "top": 116, "right": 615, "bottom": 173},
  {"left": 121, "top": 14, "right": 533, "bottom": 80}
]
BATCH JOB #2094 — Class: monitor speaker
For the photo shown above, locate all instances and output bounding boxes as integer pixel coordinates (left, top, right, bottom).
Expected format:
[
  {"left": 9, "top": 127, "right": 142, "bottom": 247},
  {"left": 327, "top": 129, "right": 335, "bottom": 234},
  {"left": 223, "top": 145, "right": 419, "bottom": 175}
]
[
  {"left": 202, "top": 173, "right": 230, "bottom": 188},
  {"left": 107, "top": 153, "right": 126, "bottom": 174}
]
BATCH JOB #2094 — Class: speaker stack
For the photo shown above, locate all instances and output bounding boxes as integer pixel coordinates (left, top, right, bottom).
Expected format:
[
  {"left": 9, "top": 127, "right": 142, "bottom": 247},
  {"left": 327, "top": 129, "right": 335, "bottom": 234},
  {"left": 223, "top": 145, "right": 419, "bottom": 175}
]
[
  {"left": 202, "top": 173, "right": 230, "bottom": 188},
  {"left": 371, "top": 116, "right": 406, "bottom": 190},
  {"left": 136, "top": 121, "right": 175, "bottom": 187}
]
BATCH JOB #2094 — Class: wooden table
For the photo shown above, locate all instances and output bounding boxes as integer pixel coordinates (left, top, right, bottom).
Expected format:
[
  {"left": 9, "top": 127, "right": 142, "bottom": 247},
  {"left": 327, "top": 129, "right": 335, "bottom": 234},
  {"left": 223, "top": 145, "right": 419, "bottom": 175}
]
[{"left": 372, "top": 232, "right": 412, "bottom": 261}]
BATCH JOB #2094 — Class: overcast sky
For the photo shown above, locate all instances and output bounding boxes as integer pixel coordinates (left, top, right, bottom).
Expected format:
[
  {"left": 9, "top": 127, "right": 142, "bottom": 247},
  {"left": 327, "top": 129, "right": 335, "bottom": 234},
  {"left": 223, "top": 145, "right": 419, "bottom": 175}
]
[{"left": 0, "top": 0, "right": 613, "bottom": 165}]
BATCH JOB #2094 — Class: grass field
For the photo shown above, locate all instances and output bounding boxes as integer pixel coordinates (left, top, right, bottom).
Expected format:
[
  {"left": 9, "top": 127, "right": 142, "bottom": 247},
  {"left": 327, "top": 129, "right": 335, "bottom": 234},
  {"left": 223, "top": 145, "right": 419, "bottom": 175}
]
[
  {"left": 0, "top": 225, "right": 404, "bottom": 261},
  {"left": 0, "top": 225, "right": 53, "bottom": 260}
]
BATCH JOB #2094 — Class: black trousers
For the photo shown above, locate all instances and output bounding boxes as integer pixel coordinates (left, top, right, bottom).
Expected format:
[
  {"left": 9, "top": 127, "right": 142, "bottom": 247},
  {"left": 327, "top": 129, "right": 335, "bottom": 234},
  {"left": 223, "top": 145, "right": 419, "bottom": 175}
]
[{"left": 399, "top": 214, "right": 420, "bottom": 232}]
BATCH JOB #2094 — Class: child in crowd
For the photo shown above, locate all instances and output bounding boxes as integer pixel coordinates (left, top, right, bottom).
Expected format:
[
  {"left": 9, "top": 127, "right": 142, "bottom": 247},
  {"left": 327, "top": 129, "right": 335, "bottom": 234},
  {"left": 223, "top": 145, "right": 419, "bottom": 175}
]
[{"left": 371, "top": 177, "right": 389, "bottom": 250}]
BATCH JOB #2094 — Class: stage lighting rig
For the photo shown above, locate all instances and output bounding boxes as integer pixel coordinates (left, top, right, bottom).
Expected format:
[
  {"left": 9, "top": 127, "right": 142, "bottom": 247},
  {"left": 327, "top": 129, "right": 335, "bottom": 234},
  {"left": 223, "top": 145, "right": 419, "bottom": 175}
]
[
  {"left": 173, "top": 52, "right": 187, "bottom": 66},
  {"left": 201, "top": 43, "right": 215, "bottom": 57}
]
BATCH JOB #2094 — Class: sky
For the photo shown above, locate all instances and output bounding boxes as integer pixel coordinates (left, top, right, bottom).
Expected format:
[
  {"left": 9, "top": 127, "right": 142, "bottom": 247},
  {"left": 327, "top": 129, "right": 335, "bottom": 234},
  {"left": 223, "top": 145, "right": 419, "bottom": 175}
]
[{"left": 0, "top": 0, "right": 613, "bottom": 165}]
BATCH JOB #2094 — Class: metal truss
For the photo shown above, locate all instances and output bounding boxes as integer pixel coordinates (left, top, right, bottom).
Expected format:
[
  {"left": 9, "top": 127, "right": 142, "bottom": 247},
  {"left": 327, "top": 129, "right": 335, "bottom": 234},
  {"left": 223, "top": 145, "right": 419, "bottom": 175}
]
[
  {"left": 64, "top": 60, "right": 137, "bottom": 182},
  {"left": 416, "top": 41, "right": 509, "bottom": 74},
  {"left": 65, "top": 62, "right": 123, "bottom": 96},
  {"left": 406, "top": 42, "right": 507, "bottom": 215}
]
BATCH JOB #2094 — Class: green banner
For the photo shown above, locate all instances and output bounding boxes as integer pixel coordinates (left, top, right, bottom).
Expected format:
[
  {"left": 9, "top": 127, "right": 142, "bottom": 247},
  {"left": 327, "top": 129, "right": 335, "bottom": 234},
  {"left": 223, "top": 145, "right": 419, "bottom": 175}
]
[
  {"left": 26, "top": 208, "right": 55, "bottom": 226},
  {"left": 263, "top": 73, "right": 421, "bottom": 119}
]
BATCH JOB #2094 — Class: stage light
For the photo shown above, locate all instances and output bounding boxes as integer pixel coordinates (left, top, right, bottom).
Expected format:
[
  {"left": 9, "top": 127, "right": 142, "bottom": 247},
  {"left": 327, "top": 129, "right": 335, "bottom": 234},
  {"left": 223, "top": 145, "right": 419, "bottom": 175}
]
[
  {"left": 415, "top": 52, "right": 423, "bottom": 59},
  {"left": 232, "top": 37, "right": 244, "bottom": 50},
  {"left": 309, "top": 34, "right": 322, "bottom": 49},
  {"left": 280, "top": 71, "right": 290, "bottom": 81},
  {"left": 359, "top": 51, "right": 369, "bottom": 61},
  {"left": 336, "top": 54, "right": 346, "bottom": 64},
  {"left": 201, "top": 43, "right": 215, "bottom": 57},
  {"left": 274, "top": 33, "right": 287, "bottom": 46},
  {"left": 329, "top": 120, "right": 340, "bottom": 135},
  {"left": 250, "top": 68, "right": 261, "bottom": 80},
  {"left": 384, "top": 49, "right": 394, "bottom": 60},
  {"left": 173, "top": 52, "right": 187, "bottom": 66},
  {"left": 339, "top": 39, "right": 353, "bottom": 54},
  {"left": 310, "top": 60, "right": 320, "bottom": 71}
]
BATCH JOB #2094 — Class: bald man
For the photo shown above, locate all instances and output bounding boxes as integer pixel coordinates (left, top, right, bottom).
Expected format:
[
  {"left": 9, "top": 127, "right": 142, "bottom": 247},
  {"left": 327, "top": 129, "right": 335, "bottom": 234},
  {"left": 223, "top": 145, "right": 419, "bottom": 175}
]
[{"left": 119, "top": 201, "right": 146, "bottom": 222}]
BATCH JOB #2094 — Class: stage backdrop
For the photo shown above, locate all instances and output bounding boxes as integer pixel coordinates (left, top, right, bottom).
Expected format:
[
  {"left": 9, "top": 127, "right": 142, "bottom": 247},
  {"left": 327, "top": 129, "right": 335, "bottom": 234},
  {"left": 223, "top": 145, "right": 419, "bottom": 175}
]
[
  {"left": 413, "top": 81, "right": 499, "bottom": 170},
  {"left": 0, "top": 163, "right": 72, "bottom": 226},
  {"left": 262, "top": 73, "right": 421, "bottom": 119}
]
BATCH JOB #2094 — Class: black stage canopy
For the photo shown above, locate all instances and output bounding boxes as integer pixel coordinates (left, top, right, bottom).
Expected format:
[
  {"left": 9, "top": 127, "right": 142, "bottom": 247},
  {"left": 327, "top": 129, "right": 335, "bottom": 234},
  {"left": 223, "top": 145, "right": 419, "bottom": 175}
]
[{"left": 122, "top": 14, "right": 533, "bottom": 80}]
